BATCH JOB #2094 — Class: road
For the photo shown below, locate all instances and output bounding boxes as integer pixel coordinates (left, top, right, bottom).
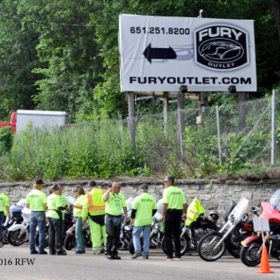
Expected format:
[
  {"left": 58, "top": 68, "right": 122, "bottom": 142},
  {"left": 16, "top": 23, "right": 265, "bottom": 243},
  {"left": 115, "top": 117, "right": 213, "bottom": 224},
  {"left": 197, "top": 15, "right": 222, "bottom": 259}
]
[{"left": 0, "top": 245, "right": 279, "bottom": 280}]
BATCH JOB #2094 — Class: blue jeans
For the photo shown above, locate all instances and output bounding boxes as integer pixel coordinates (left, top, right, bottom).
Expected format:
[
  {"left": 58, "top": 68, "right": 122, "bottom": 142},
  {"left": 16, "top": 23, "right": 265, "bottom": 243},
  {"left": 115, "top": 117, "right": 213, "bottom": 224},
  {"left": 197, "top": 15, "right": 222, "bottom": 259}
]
[
  {"left": 132, "top": 225, "right": 151, "bottom": 256},
  {"left": 75, "top": 217, "right": 85, "bottom": 252},
  {"left": 0, "top": 212, "right": 4, "bottom": 244},
  {"left": 29, "top": 212, "right": 46, "bottom": 252}
]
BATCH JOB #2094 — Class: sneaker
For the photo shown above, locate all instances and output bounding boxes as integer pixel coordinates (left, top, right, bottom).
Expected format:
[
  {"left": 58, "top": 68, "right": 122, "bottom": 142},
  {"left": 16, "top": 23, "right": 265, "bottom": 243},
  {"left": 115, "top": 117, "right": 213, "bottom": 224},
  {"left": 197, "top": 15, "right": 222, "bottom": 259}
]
[
  {"left": 93, "top": 250, "right": 103, "bottom": 255},
  {"left": 166, "top": 256, "right": 173, "bottom": 261},
  {"left": 39, "top": 250, "right": 48, "bottom": 255},
  {"left": 113, "top": 255, "right": 121, "bottom": 260},
  {"left": 106, "top": 255, "right": 115, "bottom": 260},
  {"left": 131, "top": 252, "right": 142, "bottom": 259},
  {"left": 142, "top": 255, "right": 149, "bottom": 259},
  {"left": 30, "top": 250, "right": 38, "bottom": 255},
  {"left": 76, "top": 251, "right": 85, "bottom": 254}
]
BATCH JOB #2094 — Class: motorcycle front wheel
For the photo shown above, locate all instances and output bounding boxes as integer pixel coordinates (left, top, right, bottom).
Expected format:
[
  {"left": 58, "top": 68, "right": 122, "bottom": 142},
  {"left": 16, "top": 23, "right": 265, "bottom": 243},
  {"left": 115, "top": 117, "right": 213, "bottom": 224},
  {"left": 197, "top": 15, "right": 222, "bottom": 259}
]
[
  {"left": 8, "top": 229, "right": 27, "bottom": 246},
  {"left": 161, "top": 234, "right": 190, "bottom": 256},
  {"left": 240, "top": 240, "right": 262, "bottom": 267},
  {"left": 64, "top": 234, "right": 76, "bottom": 251},
  {"left": 197, "top": 231, "right": 226, "bottom": 261},
  {"left": 2, "top": 228, "right": 9, "bottom": 244}
]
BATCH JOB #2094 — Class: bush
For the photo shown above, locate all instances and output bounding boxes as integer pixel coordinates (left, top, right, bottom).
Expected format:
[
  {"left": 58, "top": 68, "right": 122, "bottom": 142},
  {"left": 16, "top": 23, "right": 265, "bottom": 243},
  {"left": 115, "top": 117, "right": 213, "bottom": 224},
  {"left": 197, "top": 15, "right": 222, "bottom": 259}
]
[
  {"left": 0, "top": 127, "right": 13, "bottom": 156},
  {"left": 0, "top": 121, "right": 150, "bottom": 181}
]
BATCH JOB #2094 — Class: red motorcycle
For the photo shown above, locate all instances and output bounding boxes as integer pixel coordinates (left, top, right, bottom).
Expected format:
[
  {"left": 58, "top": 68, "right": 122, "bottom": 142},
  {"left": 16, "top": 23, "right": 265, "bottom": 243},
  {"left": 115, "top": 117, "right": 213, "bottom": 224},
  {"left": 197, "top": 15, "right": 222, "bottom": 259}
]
[{"left": 240, "top": 189, "right": 280, "bottom": 267}]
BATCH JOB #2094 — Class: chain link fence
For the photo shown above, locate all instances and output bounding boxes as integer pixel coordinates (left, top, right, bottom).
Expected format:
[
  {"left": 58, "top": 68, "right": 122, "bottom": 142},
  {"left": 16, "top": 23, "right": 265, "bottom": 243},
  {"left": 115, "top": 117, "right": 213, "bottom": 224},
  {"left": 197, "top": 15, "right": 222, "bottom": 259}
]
[{"left": 127, "top": 90, "right": 279, "bottom": 177}]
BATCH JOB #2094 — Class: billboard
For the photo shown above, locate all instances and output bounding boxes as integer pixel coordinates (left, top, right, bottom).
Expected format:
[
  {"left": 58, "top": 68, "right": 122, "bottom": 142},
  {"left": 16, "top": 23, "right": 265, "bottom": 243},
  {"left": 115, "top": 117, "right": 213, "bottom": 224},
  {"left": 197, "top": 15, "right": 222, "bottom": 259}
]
[{"left": 119, "top": 14, "right": 257, "bottom": 92}]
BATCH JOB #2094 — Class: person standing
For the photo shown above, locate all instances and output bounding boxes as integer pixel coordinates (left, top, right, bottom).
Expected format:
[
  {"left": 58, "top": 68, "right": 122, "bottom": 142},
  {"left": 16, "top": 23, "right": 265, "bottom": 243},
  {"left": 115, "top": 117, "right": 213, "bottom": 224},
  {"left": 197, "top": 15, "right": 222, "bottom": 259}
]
[
  {"left": 0, "top": 192, "right": 10, "bottom": 248},
  {"left": 161, "top": 176, "right": 187, "bottom": 260},
  {"left": 26, "top": 178, "right": 47, "bottom": 254},
  {"left": 103, "top": 182, "right": 127, "bottom": 260},
  {"left": 47, "top": 184, "right": 68, "bottom": 255},
  {"left": 82, "top": 181, "right": 106, "bottom": 255},
  {"left": 73, "top": 186, "right": 86, "bottom": 254},
  {"left": 131, "top": 184, "right": 157, "bottom": 259}
]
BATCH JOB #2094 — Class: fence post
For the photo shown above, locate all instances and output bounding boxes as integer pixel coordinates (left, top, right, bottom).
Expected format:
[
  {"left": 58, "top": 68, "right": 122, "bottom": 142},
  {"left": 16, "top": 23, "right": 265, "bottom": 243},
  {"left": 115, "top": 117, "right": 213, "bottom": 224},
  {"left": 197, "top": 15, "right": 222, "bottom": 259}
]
[
  {"left": 216, "top": 105, "right": 222, "bottom": 165},
  {"left": 163, "top": 92, "right": 169, "bottom": 137},
  {"left": 271, "top": 89, "right": 276, "bottom": 165},
  {"left": 177, "top": 88, "right": 186, "bottom": 159}
]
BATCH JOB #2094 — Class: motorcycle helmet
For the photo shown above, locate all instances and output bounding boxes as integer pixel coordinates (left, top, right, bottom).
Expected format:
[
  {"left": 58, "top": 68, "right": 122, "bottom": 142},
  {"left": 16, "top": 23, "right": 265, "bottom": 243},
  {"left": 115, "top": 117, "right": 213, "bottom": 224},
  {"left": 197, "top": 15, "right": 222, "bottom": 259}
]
[{"left": 207, "top": 210, "right": 219, "bottom": 223}]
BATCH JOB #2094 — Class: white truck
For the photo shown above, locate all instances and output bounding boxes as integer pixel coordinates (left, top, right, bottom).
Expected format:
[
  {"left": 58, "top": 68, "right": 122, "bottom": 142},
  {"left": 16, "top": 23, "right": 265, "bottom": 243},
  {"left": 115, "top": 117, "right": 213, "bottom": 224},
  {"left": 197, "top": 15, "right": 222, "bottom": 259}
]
[{"left": 0, "top": 110, "right": 68, "bottom": 133}]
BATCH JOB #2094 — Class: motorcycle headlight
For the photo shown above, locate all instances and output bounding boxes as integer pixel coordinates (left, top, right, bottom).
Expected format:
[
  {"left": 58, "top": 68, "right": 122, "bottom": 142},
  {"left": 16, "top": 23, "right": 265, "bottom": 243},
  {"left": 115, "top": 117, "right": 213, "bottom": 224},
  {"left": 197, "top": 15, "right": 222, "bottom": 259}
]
[{"left": 124, "top": 225, "right": 131, "bottom": 231}]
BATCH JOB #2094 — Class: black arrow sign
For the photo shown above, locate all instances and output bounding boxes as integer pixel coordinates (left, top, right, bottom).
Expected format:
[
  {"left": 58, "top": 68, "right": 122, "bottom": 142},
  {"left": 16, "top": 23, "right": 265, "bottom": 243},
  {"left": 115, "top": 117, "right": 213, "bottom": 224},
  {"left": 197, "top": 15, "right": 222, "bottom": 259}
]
[{"left": 143, "top": 43, "right": 177, "bottom": 63}]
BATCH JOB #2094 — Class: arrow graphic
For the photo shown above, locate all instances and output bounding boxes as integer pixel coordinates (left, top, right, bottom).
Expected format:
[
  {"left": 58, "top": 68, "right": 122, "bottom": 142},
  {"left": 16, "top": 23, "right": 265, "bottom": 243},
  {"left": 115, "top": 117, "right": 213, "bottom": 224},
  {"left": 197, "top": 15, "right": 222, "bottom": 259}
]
[{"left": 143, "top": 43, "right": 177, "bottom": 63}]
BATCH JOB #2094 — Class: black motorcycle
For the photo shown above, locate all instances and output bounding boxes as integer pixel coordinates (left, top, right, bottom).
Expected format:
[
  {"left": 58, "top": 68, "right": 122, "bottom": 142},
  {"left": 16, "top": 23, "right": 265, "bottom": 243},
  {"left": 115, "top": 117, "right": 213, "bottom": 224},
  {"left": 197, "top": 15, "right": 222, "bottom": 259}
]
[
  {"left": 161, "top": 212, "right": 219, "bottom": 256},
  {"left": 64, "top": 221, "right": 92, "bottom": 251}
]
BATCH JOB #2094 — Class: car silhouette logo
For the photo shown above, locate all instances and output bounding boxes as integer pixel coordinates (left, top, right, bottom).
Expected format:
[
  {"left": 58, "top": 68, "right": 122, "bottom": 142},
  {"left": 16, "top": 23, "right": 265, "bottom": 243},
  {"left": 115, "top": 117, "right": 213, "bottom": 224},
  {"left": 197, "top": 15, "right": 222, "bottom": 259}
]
[{"left": 195, "top": 25, "right": 248, "bottom": 71}]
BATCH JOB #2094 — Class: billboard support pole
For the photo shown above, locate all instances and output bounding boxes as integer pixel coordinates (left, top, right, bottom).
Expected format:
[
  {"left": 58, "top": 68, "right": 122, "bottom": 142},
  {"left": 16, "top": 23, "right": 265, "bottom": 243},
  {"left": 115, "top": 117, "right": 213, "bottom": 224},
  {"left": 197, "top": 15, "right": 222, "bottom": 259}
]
[{"left": 127, "top": 92, "right": 136, "bottom": 148}]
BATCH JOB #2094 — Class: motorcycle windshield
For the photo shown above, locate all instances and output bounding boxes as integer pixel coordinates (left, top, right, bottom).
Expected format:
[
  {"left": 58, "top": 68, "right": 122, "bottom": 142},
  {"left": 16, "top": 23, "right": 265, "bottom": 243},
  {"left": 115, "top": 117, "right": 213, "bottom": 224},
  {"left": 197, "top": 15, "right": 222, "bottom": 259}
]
[
  {"left": 228, "top": 198, "right": 249, "bottom": 224},
  {"left": 269, "top": 189, "right": 280, "bottom": 211}
]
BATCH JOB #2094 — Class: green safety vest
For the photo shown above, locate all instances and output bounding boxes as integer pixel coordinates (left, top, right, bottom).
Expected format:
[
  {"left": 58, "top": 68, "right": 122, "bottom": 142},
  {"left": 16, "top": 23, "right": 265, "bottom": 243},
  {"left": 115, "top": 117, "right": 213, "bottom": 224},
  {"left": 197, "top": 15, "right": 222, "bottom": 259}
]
[
  {"left": 73, "top": 195, "right": 86, "bottom": 218},
  {"left": 0, "top": 193, "right": 10, "bottom": 216},
  {"left": 47, "top": 193, "right": 68, "bottom": 220},
  {"left": 26, "top": 189, "right": 47, "bottom": 212},
  {"left": 105, "top": 192, "right": 126, "bottom": 216},
  {"left": 162, "top": 186, "right": 186, "bottom": 210},
  {"left": 132, "top": 193, "right": 157, "bottom": 227}
]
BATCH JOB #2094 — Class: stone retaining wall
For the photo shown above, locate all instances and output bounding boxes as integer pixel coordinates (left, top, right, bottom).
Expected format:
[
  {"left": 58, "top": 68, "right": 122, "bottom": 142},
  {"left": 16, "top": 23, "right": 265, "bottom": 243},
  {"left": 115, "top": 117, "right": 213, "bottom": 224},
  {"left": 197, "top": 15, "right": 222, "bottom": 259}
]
[{"left": 0, "top": 178, "right": 279, "bottom": 214}]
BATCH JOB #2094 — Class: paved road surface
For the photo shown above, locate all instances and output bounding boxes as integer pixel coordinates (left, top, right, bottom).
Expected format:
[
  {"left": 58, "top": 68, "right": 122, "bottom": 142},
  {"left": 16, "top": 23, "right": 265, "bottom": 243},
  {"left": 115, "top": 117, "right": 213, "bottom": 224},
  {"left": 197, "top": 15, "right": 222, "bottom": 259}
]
[{"left": 0, "top": 245, "right": 279, "bottom": 280}]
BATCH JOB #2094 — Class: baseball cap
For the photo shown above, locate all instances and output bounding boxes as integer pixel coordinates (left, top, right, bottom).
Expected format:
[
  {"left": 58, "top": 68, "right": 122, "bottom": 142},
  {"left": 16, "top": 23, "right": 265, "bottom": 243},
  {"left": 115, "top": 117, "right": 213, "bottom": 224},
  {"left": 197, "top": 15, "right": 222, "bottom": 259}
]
[
  {"left": 88, "top": 180, "right": 97, "bottom": 187},
  {"left": 35, "top": 178, "right": 44, "bottom": 185}
]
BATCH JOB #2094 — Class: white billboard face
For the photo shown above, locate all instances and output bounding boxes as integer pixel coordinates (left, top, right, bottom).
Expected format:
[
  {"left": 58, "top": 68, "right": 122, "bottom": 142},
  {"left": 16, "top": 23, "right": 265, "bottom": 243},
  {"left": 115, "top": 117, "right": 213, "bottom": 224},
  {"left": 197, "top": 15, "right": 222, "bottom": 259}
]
[{"left": 119, "top": 14, "right": 257, "bottom": 92}]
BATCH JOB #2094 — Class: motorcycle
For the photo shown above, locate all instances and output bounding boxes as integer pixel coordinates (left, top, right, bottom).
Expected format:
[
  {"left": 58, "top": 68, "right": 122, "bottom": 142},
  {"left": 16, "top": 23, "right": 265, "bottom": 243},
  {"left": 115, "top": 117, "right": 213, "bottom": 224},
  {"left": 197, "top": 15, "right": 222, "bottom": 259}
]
[
  {"left": 8, "top": 206, "right": 30, "bottom": 246},
  {"left": 128, "top": 218, "right": 164, "bottom": 255},
  {"left": 198, "top": 197, "right": 252, "bottom": 261},
  {"left": 119, "top": 219, "right": 133, "bottom": 251},
  {"left": 2, "top": 204, "right": 24, "bottom": 244},
  {"left": 240, "top": 189, "right": 280, "bottom": 267},
  {"left": 64, "top": 221, "right": 92, "bottom": 251},
  {"left": 161, "top": 197, "right": 220, "bottom": 256}
]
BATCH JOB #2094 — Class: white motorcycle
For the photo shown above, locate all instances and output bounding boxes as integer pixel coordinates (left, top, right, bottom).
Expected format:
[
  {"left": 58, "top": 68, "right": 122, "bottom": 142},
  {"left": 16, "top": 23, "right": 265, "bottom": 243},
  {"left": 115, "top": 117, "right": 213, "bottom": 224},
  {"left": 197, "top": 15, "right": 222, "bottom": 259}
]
[{"left": 8, "top": 206, "right": 30, "bottom": 246}]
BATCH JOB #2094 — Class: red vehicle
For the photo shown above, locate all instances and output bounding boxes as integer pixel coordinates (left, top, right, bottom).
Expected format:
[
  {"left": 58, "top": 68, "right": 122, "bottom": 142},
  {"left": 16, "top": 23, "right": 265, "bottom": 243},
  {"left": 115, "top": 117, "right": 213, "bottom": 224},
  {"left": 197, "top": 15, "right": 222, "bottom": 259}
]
[
  {"left": 240, "top": 189, "right": 280, "bottom": 266},
  {"left": 0, "top": 112, "right": 16, "bottom": 132}
]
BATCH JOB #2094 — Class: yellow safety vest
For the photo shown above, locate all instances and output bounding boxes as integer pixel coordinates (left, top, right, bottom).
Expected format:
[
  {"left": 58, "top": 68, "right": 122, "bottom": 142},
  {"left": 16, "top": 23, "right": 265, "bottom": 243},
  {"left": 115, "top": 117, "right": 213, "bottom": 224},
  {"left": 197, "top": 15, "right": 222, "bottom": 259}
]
[
  {"left": 185, "top": 197, "right": 205, "bottom": 226},
  {"left": 86, "top": 188, "right": 105, "bottom": 216}
]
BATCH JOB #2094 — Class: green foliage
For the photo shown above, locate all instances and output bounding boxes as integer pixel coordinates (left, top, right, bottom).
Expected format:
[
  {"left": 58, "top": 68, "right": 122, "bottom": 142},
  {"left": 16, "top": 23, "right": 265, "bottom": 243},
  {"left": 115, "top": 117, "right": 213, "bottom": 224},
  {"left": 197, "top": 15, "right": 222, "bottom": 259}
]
[
  {"left": 0, "top": 127, "right": 13, "bottom": 156},
  {"left": 0, "top": 0, "right": 278, "bottom": 121},
  {"left": 1, "top": 122, "right": 150, "bottom": 181},
  {"left": 184, "top": 123, "right": 269, "bottom": 177}
]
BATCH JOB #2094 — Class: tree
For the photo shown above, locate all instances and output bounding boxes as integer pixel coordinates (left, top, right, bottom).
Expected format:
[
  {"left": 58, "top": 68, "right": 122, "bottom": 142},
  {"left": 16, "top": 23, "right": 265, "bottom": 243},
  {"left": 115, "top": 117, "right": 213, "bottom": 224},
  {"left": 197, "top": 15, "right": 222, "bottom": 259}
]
[
  {"left": 0, "top": 0, "right": 41, "bottom": 117},
  {"left": 271, "top": 0, "right": 280, "bottom": 38}
]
